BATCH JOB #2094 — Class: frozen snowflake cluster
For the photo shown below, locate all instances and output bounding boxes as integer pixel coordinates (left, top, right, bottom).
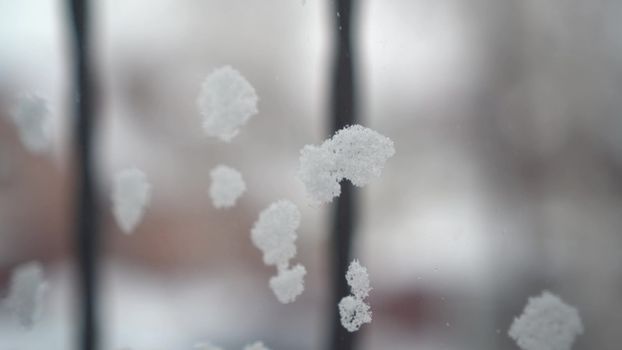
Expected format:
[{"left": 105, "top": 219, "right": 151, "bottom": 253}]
[
  {"left": 209, "top": 165, "right": 246, "bottom": 208},
  {"left": 509, "top": 291, "right": 583, "bottom": 350},
  {"left": 9, "top": 93, "right": 52, "bottom": 154},
  {"left": 338, "top": 260, "right": 372, "bottom": 332},
  {"left": 197, "top": 66, "right": 259, "bottom": 142},
  {"left": 112, "top": 168, "right": 152, "bottom": 234},
  {"left": 195, "top": 341, "right": 270, "bottom": 350},
  {"left": 251, "top": 200, "right": 306, "bottom": 303},
  {"left": 298, "top": 124, "right": 395, "bottom": 203},
  {"left": 251, "top": 200, "right": 300, "bottom": 266},
  {"left": 269, "top": 263, "right": 306, "bottom": 304},
  {"left": 1, "top": 261, "right": 46, "bottom": 328}
]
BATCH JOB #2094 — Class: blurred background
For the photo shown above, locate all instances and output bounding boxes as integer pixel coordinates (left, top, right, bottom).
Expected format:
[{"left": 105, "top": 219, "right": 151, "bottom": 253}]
[{"left": 1, "top": 0, "right": 622, "bottom": 349}]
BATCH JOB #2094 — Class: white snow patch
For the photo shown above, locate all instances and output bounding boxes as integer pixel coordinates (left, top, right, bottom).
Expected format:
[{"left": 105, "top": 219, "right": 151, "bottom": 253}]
[
  {"left": 251, "top": 200, "right": 306, "bottom": 303},
  {"left": 509, "top": 291, "right": 583, "bottom": 350},
  {"left": 298, "top": 145, "right": 340, "bottom": 203},
  {"left": 299, "top": 124, "right": 394, "bottom": 203},
  {"left": 269, "top": 264, "right": 307, "bottom": 304},
  {"left": 209, "top": 165, "right": 246, "bottom": 208},
  {"left": 251, "top": 200, "right": 301, "bottom": 267},
  {"left": 2, "top": 261, "right": 46, "bottom": 328},
  {"left": 345, "top": 259, "right": 371, "bottom": 299},
  {"left": 338, "top": 259, "right": 372, "bottom": 332},
  {"left": 197, "top": 66, "right": 258, "bottom": 142},
  {"left": 112, "top": 168, "right": 152, "bottom": 234},
  {"left": 9, "top": 94, "right": 52, "bottom": 154},
  {"left": 338, "top": 295, "right": 372, "bottom": 333}
]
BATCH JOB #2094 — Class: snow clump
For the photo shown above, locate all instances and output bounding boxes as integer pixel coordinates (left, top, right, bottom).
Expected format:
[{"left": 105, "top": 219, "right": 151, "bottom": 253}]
[
  {"left": 251, "top": 200, "right": 306, "bottom": 303},
  {"left": 509, "top": 291, "right": 583, "bottom": 350},
  {"left": 299, "top": 124, "right": 394, "bottom": 203},
  {"left": 112, "top": 168, "right": 151, "bottom": 234},
  {"left": 209, "top": 165, "right": 246, "bottom": 208},
  {"left": 2, "top": 261, "right": 46, "bottom": 328},
  {"left": 338, "top": 259, "right": 372, "bottom": 332},
  {"left": 197, "top": 66, "right": 258, "bottom": 142},
  {"left": 9, "top": 93, "right": 52, "bottom": 154}
]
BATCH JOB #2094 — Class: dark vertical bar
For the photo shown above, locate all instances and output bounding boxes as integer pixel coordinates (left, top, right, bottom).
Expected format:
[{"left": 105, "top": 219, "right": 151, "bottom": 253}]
[
  {"left": 68, "top": 1, "right": 99, "bottom": 350},
  {"left": 328, "top": 1, "right": 359, "bottom": 350}
]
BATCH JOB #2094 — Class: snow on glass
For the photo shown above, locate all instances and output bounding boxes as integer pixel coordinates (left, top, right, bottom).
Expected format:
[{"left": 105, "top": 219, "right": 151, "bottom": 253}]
[
  {"left": 509, "top": 291, "right": 583, "bottom": 350},
  {"left": 1, "top": 261, "right": 46, "bottom": 328},
  {"left": 209, "top": 165, "right": 246, "bottom": 208},
  {"left": 298, "top": 124, "right": 395, "bottom": 203},
  {"left": 197, "top": 65, "right": 259, "bottom": 142},
  {"left": 339, "top": 260, "right": 372, "bottom": 332},
  {"left": 269, "top": 263, "right": 306, "bottom": 304},
  {"left": 251, "top": 200, "right": 306, "bottom": 303},
  {"left": 112, "top": 168, "right": 152, "bottom": 234},
  {"left": 9, "top": 94, "right": 52, "bottom": 154}
]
